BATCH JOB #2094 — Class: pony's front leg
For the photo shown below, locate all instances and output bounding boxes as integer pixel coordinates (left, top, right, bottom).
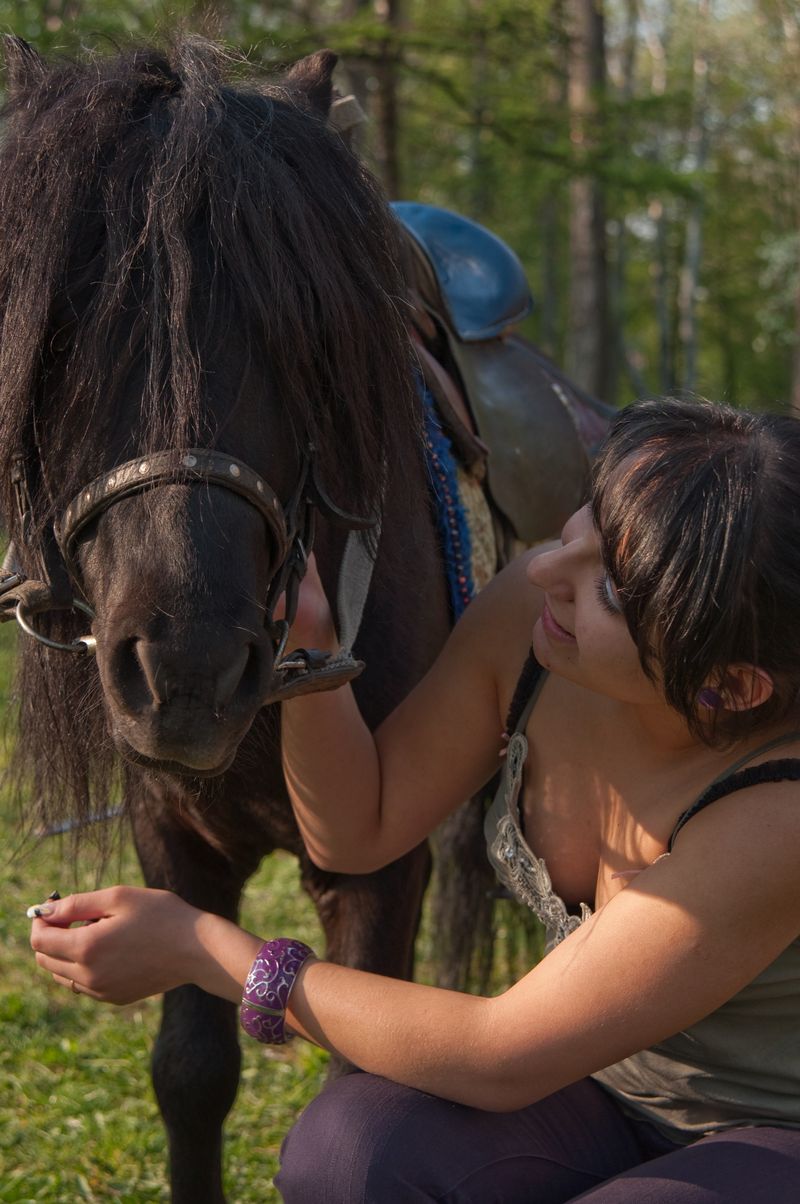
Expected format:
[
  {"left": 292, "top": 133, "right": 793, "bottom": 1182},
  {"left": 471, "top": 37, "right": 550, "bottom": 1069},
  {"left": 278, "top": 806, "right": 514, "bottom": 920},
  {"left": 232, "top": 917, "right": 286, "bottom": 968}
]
[
  {"left": 153, "top": 985, "right": 240, "bottom": 1204},
  {"left": 131, "top": 794, "right": 262, "bottom": 1204},
  {"left": 301, "top": 841, "right": 431, "bottom": 986}
]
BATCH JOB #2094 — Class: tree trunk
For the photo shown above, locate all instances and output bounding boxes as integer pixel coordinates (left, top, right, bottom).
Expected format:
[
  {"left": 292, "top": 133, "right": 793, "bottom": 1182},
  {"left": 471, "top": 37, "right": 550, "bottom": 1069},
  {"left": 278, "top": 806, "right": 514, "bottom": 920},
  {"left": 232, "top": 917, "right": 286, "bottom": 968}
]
[
  {"left": 606, "top": 0, "right": 638, "bottom": 404},
  {"left": 564, "top": 0, "right": 610, "bottom": 400},
  {"left": 539, "top": 0, "right": 569, "bottom": 360},
  {"left": 466, "top": 0, "right": 492, "bottom": 221},
  {"left": 372, "top": 0, "right": 404, "bottom": 197},
  {"left": 653, "top": 198, "right": 676, "bottom": 393},
  {"left": 340, "top": 0, "right": 372, "bottom": 148},
  {"left": 778, "top": 4, "right": 800, "bottom": 415},
  {"left": 677, "top": 0, "right": 712, "bottom": 395},
  {"left": 337, "top": 0, "right": 402, "bottom": 183},
  {"left": 641, "top": 13, "right": 674, "bottom": 393}
]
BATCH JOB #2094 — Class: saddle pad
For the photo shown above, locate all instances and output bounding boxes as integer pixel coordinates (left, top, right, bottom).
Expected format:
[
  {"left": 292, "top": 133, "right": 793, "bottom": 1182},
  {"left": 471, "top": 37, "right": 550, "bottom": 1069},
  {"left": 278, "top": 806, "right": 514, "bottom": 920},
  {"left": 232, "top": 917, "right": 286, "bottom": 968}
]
[{"left": 423, "top": 383, "right": 498, "bottom": 618}]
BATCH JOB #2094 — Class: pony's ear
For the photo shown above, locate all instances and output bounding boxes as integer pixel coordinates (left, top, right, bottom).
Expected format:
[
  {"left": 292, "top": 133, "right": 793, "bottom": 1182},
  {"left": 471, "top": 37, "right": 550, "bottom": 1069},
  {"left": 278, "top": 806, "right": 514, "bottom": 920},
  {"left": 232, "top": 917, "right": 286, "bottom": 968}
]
[
  {"left": 2, "top": 36, "right": 46, "bottom": 95},
  {"left": 285, "top": 49, "right": 338, "bottom": 117}
]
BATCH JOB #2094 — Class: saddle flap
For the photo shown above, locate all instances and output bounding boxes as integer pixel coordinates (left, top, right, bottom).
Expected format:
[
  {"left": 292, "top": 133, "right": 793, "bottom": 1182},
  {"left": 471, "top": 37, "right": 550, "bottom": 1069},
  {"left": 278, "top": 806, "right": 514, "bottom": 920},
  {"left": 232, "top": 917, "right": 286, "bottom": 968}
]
[
  {"left": 447, "top": 334, "right": 595, "bottom": 544},
  {"left": 392, "top": 202, "right": 533, "bottom": 342}
]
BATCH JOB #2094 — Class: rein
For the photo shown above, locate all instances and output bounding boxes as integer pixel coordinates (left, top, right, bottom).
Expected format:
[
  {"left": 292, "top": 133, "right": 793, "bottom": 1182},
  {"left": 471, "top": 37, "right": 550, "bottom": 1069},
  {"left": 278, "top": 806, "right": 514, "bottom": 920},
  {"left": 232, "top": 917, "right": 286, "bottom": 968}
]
[{"left": 1, "top": 445, "right": 375, "bottom": 703}]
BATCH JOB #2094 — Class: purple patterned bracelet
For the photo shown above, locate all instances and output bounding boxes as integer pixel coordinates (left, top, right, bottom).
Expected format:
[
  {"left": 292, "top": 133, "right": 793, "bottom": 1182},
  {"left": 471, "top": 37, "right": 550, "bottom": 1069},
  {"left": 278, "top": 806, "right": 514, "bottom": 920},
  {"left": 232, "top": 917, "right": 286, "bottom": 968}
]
[{"left": 240, "top": 937, "right": 316, "bottom": 1045}]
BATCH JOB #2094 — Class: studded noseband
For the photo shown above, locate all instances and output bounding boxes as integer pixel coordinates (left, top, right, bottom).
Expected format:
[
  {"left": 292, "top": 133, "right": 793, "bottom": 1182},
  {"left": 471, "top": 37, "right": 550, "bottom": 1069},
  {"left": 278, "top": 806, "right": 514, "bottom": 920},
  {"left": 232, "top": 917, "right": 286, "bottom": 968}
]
[{"left": 1, "top": 444, "right": 374, "bottom": 702}]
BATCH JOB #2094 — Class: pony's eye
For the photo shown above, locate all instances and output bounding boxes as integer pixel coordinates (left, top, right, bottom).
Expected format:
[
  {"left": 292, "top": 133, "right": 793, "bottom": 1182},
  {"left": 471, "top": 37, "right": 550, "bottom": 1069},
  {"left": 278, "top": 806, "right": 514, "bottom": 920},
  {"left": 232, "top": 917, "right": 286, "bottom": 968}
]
[{"left": 596, "top": 572, "right": 623, "bottom": 615}]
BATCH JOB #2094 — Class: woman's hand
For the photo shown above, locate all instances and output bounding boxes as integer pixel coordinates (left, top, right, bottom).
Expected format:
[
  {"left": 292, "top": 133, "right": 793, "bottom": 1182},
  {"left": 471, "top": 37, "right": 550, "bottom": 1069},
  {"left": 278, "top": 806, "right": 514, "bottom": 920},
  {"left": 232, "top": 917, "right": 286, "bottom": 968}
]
[
  {"left": 278, "top": 552, "right": 338, "bottom": 653},
  {"left": 29, "top": 886, "right": 202, "bottom": 1005}
]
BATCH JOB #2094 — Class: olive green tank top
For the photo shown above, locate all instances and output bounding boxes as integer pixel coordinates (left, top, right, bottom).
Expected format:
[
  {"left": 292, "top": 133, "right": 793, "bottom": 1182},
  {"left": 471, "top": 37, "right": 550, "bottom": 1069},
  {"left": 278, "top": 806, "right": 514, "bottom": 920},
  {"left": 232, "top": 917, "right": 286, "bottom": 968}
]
[{"left": 484, "top": 654, "right": 800, "bottom": 1144}]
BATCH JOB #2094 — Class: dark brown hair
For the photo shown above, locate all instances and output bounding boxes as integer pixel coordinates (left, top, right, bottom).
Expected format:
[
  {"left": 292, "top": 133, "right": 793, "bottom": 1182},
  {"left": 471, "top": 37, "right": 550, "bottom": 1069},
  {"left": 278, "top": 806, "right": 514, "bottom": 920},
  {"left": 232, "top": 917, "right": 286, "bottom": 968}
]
[{"left": 592, "top": 397, "right": 800, "bottom": 744}]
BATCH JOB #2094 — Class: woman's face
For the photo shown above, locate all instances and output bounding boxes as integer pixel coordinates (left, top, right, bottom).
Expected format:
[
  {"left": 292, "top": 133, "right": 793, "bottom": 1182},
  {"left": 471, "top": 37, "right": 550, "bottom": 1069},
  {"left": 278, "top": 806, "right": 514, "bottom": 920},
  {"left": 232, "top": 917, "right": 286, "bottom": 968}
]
[{"left": 527, "top": 505, "right": 663, "bottom": 706}]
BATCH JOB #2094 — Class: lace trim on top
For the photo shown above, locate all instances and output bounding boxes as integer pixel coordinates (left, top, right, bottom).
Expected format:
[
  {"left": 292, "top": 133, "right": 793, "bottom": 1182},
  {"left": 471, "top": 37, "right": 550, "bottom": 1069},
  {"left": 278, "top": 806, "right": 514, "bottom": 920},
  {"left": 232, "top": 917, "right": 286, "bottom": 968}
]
[{"left": 488, "top": 729, "right": 592, "bottom": 952}]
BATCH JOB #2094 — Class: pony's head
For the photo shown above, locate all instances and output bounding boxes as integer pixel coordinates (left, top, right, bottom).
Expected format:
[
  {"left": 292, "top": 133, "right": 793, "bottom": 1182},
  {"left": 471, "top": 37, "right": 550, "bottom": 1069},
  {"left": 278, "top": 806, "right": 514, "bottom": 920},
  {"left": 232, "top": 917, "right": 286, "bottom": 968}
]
[{"left": 0, "top": 37, "right": 417, "bottom": 822}]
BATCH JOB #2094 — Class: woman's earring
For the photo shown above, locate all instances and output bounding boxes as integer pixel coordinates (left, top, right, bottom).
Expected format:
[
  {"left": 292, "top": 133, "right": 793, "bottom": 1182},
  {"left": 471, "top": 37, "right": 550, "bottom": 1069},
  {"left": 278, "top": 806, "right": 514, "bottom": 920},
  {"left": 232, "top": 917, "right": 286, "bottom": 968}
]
[{"left": 698, "top": 687, "right": 722, "bottom": 710}]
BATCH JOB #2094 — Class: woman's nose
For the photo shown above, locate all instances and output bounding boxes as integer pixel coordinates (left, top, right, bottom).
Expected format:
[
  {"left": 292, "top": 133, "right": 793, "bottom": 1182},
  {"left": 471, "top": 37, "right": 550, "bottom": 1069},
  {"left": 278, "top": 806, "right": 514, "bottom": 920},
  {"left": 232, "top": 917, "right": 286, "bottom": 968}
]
[{"left": 526, "top": 545, "right": 574, "bottom": 599}]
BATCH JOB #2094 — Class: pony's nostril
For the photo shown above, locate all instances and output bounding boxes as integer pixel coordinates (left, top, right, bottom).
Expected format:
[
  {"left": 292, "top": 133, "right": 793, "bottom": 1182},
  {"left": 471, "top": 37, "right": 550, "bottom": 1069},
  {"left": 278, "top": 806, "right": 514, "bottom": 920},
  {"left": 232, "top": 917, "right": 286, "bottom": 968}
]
[
  {"left": 240, "top": 640, "right": 269, "bottom": 704},
  {"left": 134, "top": 638, "right": 167, "bottom": 707},
  {"left": 213, "top": 645, "right": 249, "bottom": 711},
  {"left": 108, "top": 636, "right": 158, "bottom": 714}
]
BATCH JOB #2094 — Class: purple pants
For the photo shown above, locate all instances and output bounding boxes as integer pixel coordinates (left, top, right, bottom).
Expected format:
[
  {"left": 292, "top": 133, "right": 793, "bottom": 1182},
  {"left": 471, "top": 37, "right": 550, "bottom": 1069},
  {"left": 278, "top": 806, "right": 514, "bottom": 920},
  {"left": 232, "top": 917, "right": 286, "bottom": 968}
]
[{"left": 276, "top": 1073, "right": 800, "bottom": 1202}]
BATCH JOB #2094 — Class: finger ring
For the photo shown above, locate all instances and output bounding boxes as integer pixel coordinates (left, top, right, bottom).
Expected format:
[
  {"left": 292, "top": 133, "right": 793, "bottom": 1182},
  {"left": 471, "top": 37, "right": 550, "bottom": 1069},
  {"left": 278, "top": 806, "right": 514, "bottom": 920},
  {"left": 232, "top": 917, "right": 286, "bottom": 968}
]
[{"left": 69, "top": 979, "right": 80, "bottom": 995}]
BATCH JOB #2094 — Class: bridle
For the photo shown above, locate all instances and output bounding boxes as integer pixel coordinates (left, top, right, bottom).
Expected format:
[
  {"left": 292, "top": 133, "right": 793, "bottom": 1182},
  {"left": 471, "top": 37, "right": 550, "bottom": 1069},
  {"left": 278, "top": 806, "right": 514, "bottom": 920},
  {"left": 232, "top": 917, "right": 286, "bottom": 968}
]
[{"left": 0, "top": 444, "right": 375, "bottom": 698}]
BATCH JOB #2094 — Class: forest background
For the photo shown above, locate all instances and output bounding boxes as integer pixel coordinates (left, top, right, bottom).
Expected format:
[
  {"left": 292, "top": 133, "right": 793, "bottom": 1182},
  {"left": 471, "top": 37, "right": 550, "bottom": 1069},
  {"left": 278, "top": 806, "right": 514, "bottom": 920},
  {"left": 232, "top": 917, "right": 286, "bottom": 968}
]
[{"left": 1, "top": 0, "right": 799, "bottom": 413}]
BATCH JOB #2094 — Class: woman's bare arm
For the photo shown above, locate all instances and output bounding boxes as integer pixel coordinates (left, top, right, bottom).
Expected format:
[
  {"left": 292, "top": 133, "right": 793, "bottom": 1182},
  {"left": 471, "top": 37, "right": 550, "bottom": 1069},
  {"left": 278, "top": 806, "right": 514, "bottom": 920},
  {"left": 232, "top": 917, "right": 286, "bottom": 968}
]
[
  {"left": 282, "top": 551, "right": 539, "bottom": 872},
  {"left": 30, "top": 776, "right": 800, "bottom": 1111}
]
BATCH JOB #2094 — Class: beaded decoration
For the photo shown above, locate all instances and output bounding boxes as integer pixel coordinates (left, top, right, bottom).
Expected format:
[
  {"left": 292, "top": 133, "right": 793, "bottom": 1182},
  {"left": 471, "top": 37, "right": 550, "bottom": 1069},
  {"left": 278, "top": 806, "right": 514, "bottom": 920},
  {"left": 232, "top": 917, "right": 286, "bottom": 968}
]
[{"left": 422, "top": 384, "right": 475, "bottom": 619}]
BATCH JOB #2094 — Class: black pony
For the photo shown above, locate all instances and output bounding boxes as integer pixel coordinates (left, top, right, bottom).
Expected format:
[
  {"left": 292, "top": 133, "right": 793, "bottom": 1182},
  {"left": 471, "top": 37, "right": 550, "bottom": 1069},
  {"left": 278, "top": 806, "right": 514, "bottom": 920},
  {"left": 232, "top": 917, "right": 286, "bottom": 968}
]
[{"left": 0, "top": 38, "right": 595, "bottom": 1202}]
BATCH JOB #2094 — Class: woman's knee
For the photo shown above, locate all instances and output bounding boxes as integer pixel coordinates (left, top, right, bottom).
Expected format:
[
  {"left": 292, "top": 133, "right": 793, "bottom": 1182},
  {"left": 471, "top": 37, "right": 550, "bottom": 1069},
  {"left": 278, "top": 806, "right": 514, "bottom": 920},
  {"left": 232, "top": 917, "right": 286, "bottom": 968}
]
[
  {"left": 574, "top": 1124, "right": 800, "bottom": 1203},
  {"left": 276, "top": 1073, "right": 439, "bottom": 1203}
]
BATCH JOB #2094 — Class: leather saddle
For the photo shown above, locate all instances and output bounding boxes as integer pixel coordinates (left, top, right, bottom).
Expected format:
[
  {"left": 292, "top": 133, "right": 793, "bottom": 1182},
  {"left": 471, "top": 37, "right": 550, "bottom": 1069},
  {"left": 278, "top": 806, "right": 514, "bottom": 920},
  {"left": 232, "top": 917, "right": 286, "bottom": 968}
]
[{"left": 392, "top": 202, "right": 614, "bottom": 549}]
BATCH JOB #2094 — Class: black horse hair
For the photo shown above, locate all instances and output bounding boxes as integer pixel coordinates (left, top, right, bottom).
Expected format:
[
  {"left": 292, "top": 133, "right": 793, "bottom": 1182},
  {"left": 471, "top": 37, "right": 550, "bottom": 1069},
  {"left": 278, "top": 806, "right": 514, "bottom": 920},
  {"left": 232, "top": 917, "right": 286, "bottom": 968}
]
[{"left": 0, "top": 36, "right": 421, "bottom": 847}]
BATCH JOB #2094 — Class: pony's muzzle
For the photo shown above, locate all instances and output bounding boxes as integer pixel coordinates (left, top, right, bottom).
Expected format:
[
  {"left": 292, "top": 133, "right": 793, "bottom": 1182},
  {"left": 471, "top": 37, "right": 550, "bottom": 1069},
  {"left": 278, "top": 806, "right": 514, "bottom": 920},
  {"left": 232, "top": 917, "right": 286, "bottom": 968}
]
[
  {"left": 133, "top": 639, "right": 251, "bottom": 711},
  {"left": 98, "top": 627, "right": 272, "bottom": 770}
]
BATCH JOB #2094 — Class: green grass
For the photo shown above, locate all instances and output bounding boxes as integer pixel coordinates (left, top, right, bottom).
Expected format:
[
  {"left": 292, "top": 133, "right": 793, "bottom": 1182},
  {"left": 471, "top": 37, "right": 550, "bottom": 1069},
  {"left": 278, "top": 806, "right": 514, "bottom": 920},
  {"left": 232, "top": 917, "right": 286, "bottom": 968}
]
[
  {"left": 1, "top": 821, "right": 330, "bottom": 1202},
  {"left": 0, "top": 623, "right": 542, "bottom": 1200},
  {"left": 0, "top": 622, "right": 330, "bottom": 1202},
  {"left": 1, "top": 841, "right": 330, "bottom": 1202}
]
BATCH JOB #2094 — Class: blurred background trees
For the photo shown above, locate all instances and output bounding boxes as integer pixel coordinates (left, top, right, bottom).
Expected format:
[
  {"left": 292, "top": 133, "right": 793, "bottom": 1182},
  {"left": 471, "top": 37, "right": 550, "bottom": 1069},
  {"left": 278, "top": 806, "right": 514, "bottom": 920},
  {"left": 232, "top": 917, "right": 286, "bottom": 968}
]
[{"left": 1, "top": 0, "right": 798, "bottom": 411}]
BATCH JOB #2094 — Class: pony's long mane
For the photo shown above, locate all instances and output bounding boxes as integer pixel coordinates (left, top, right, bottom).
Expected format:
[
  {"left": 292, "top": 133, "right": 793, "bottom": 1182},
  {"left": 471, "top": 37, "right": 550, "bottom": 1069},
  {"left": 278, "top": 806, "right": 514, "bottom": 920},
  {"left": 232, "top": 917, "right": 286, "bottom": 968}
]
[{"left": 0, "top": 37, "right": 420, "bottom": 844}]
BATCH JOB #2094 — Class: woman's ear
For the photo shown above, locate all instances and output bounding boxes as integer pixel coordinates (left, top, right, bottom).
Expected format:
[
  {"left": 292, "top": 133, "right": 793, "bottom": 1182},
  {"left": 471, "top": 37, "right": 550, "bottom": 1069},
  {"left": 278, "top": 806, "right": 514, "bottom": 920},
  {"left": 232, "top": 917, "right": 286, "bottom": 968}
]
[{"left": 717, "top": 664, "right": 775, "bottom": 712}]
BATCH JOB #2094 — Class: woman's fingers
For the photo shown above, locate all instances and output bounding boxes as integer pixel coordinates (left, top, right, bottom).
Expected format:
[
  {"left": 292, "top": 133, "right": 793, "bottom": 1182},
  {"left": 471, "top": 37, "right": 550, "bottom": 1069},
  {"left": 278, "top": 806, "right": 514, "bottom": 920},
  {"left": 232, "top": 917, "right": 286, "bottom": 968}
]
[
  {"left": 29, "top": 885, "right": 202, "bottom": 1004},
  {"left": 26, "top": 888, "right": 117, "bottom": 927},
  {"left": 49, "top": 971, "right": 102, "bottom": 1000},
  {"left": 29, "top": 884, "right": 202, "bottom": 1005},
  {"left": 33, "top": 947, "right": 103, "bottom": 1000},
  {"left": 38, "top": 953, "right": 103, "bottom": 1001},
  {"left": 30, "top": 916, "right": 92, "bottom": 959}
]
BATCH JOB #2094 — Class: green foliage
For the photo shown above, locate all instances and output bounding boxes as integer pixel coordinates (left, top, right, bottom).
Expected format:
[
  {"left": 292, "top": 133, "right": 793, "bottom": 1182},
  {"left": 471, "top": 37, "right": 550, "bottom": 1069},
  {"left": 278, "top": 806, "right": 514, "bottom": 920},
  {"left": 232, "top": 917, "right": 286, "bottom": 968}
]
[{"left": 0, "top": 0, "right": 796, "bottom": 406}]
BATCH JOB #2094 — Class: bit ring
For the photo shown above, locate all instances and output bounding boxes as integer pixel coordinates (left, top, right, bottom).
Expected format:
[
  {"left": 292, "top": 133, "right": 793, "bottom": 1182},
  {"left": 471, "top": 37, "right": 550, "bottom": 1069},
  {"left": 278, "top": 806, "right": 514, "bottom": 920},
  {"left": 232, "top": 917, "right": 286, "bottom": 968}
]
[{"left": 15, "top": 599, "right": 96, "bottom": 653}]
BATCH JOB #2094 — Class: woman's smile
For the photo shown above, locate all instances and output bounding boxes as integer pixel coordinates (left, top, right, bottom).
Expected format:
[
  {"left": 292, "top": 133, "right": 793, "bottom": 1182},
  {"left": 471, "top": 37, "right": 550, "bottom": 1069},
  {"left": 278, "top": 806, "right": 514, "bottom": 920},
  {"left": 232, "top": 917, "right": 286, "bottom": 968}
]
[{"left": 540, "top": 600, "right": 576, "bottom": 644}]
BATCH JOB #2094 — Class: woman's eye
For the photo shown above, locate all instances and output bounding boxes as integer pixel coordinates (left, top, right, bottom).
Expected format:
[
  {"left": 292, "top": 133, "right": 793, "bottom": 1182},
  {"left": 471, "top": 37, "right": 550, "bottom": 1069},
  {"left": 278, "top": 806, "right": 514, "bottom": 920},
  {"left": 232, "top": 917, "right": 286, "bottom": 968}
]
[{"left": 596, "top": 572, "right": 623, "bottom": 615}]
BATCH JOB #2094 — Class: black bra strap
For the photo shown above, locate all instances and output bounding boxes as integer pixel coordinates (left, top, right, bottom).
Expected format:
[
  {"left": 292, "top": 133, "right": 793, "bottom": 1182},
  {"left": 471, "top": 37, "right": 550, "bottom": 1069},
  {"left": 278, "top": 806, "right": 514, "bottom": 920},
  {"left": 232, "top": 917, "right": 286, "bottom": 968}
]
[
  {"left": 668, "top": 758, "right": 800, "bottom": 851},
  {"left": 504, "top": 651, "right": 545, "bottom": 738}
]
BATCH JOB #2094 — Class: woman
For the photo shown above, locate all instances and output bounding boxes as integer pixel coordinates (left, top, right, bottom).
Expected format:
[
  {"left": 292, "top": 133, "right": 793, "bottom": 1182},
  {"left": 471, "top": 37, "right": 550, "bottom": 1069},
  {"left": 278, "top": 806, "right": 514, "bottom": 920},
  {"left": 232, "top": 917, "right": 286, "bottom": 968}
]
[{"left": 30, "top": 397, "right": 800, "bottom": 1201}]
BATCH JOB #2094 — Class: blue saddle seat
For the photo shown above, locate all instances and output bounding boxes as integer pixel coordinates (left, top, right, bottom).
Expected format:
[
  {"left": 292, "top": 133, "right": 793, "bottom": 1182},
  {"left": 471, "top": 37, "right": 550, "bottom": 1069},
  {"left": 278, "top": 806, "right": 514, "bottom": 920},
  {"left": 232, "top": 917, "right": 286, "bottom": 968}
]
[{"left": 391, "top": 202, "right": 533, "bottom": 342}]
